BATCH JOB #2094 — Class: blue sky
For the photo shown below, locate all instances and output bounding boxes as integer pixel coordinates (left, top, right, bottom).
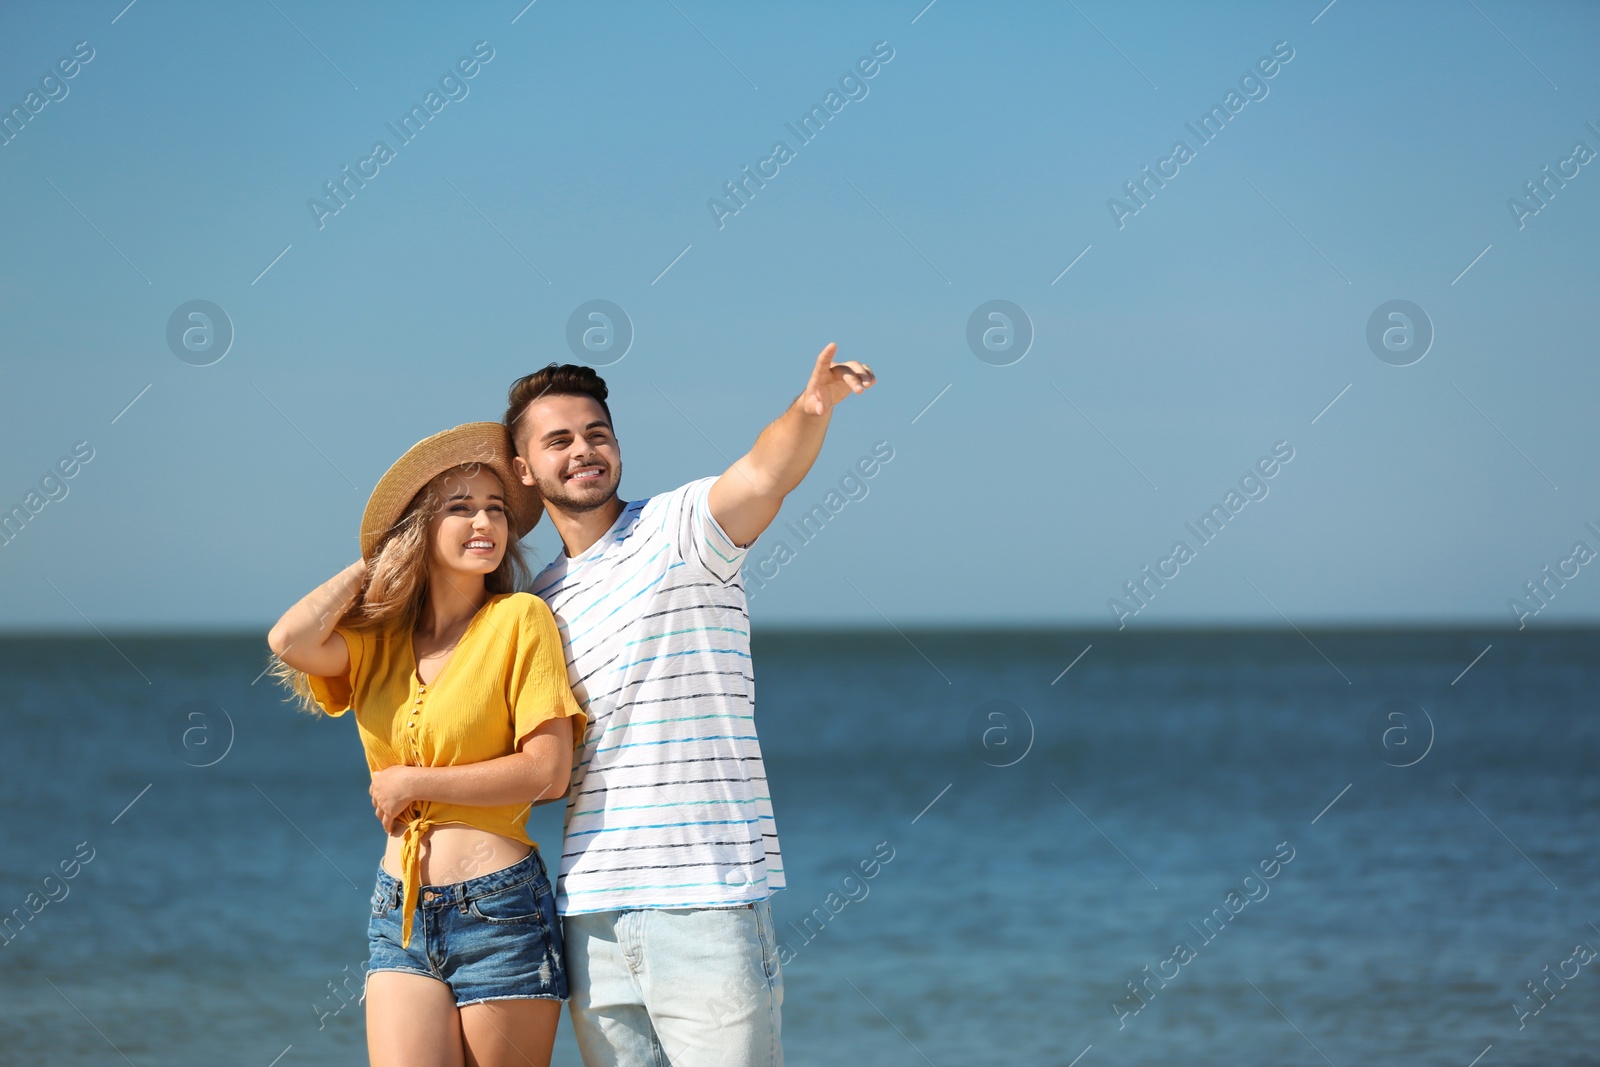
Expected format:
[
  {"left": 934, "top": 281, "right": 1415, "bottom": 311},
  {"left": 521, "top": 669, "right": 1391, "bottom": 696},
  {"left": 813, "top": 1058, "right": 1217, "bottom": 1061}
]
[{"left": 2, "top": 0, "right": 1597, "bottom": 630}]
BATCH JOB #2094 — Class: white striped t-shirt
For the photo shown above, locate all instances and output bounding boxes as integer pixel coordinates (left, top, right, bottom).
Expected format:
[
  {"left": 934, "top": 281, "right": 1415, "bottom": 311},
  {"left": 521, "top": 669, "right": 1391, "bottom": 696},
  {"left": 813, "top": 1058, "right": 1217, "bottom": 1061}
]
[{"left": 531, "top": 477, "right": 783, "bottom": 914}]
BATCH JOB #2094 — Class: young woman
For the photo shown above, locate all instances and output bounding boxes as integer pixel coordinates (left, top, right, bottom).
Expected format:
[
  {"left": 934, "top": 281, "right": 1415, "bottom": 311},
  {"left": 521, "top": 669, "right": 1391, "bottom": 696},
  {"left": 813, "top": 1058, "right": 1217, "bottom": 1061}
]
[{"left": 268, "top": 422, "right": 584, "bottom": 1067}]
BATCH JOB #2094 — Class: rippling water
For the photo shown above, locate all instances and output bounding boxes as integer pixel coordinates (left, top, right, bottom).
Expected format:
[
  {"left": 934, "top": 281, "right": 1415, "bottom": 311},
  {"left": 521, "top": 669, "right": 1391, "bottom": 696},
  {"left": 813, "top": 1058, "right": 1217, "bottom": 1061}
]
[{"left": 2, "top": 628, "right": 1596, "bottom": 1065}]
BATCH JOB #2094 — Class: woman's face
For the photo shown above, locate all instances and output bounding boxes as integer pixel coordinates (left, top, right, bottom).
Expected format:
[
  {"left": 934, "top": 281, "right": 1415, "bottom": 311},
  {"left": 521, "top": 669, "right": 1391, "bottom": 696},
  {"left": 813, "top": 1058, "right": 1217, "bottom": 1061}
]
[{"left": 426, "top": 466, "right": 510, "bottom": 579}]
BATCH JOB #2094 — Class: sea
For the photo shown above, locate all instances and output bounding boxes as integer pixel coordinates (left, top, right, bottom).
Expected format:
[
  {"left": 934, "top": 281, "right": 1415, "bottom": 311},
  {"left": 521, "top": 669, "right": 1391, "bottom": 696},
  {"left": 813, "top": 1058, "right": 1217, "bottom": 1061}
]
[{"left": 1, "top": 627, "right": 1596, "bottom": 1066}]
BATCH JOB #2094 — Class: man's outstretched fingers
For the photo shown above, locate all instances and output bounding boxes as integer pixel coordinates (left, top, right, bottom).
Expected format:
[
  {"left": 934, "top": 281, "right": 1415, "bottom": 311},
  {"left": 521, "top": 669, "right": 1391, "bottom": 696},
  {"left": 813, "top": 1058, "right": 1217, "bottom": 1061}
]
[{"left": 835, "top": 360, "right": 874, "bottom": 392}]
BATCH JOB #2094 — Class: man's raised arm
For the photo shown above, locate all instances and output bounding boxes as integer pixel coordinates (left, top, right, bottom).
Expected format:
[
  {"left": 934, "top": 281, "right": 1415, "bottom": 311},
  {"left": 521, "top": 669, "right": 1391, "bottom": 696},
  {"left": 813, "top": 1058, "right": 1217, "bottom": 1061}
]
[{"left": 707, "top": 342, "right": 876, "bottom": 548}]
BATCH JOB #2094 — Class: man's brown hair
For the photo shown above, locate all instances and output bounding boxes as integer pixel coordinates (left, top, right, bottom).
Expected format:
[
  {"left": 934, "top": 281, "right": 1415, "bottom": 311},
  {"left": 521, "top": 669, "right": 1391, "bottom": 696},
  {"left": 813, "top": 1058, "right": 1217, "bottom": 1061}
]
[{"left": 504, "top": 363, "right": 612, "bottom": 450}]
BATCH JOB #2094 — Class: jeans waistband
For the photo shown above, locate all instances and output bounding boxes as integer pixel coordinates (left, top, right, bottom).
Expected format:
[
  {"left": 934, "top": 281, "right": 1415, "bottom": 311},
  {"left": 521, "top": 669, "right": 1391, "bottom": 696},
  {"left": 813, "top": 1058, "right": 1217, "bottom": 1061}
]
[{"left": 375, "top": 848, "right": 545, "bottom": 909}]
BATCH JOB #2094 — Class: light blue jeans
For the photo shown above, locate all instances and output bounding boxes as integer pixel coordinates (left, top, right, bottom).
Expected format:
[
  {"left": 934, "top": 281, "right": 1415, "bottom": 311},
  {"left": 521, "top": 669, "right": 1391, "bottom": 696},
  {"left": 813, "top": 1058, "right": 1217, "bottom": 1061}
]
[{"left": 563, "top": 902, "right": 784, "bottom": 1067}]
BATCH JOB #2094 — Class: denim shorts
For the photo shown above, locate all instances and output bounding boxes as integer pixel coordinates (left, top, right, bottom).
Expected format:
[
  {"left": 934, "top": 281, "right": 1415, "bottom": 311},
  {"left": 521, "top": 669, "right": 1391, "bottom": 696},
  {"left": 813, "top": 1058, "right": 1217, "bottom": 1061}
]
[
  {"left": 366, "top": 848, "right": 568, "bottom": 1007},
  {"left": 565, "top": 901, "right": 784, "bottom": 1065}
]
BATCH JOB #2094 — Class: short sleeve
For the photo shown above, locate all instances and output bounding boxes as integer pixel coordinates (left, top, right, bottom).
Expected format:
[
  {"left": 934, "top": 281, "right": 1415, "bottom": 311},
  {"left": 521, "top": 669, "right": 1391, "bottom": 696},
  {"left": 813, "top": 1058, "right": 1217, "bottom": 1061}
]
[
  {"left": 673, "top": 476, "right": 751, "bottom": 585},
  {"left": 305, "top": 626, "right": 365, "bottom": 718},
  {"left": 508, "top": 597, "right": 587, "bottom": 751}
]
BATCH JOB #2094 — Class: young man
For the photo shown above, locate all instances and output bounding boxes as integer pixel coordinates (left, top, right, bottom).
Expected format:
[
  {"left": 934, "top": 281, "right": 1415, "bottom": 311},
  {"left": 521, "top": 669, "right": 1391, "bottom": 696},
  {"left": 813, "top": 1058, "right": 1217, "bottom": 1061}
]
[{"left": 504, "top": 344, "right": 875, "bottom": 1066}]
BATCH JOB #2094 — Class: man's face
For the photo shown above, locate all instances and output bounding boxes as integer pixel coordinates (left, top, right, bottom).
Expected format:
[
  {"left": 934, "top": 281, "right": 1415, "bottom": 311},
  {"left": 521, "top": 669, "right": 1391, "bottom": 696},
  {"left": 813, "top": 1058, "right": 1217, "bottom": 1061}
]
[{"left": 511, "top": 394, "right": 622, "bottom": 513}]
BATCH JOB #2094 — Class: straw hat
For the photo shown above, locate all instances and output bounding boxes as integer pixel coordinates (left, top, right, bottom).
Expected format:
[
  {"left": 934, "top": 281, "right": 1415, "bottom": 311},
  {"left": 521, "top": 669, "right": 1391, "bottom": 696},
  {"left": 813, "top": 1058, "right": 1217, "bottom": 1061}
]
[{"left": 359, "top": 422, "right": 541, "bottom": 559}]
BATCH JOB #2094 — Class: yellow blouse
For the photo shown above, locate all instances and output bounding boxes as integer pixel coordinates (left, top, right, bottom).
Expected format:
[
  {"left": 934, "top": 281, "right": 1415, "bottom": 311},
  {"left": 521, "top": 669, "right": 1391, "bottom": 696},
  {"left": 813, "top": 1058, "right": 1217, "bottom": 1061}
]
[{"left": 308, "top": 592, "right": 585, "bottom": 949}]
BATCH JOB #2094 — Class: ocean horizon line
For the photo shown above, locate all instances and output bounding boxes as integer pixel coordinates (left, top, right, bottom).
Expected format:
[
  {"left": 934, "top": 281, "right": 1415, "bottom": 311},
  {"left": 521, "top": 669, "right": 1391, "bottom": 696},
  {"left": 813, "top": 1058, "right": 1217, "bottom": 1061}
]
[{"left": 1, "top": 620, "right": 1594, "bottom": 641}]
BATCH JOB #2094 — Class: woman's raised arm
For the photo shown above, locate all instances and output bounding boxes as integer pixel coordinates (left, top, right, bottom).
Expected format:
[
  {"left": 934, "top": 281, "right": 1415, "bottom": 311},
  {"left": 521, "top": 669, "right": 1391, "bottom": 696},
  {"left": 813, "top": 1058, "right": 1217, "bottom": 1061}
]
[{"left": 267, "top": 559, "right": 368, "bottom": 677}]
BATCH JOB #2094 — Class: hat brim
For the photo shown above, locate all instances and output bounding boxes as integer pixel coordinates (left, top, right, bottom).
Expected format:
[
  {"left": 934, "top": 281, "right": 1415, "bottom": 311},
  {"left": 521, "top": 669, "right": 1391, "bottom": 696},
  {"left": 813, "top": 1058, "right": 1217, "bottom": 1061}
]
[{"left": 359, "top": 422, "right": 542, "bottom": 559}]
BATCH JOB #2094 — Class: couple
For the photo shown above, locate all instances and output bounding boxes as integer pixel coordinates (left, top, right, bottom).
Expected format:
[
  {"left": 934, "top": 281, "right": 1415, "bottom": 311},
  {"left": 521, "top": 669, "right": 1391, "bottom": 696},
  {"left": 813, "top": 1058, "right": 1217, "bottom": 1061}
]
[{"left": 268, "top": 345, "right": 875, "bottom": 1067}]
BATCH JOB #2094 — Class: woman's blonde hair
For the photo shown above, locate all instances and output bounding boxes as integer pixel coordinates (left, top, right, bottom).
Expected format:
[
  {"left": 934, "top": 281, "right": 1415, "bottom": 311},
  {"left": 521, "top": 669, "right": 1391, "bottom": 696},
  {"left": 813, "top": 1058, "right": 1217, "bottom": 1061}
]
[{"left": 271, "top": 464, "right": 530, "bottom": 714}]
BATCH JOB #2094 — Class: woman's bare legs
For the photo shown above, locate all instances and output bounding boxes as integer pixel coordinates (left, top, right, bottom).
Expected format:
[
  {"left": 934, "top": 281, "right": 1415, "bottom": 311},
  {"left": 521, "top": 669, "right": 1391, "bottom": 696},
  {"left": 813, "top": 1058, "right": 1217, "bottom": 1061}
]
[
  {"left": 367, "top": 972, "right": 560, "bottom": 1067},
  {"left": 367, "top": 971, "right": 465, "bottom": 1067},
  {"left": 460, "top": 999, "right": 561, "bottom": 1067}
]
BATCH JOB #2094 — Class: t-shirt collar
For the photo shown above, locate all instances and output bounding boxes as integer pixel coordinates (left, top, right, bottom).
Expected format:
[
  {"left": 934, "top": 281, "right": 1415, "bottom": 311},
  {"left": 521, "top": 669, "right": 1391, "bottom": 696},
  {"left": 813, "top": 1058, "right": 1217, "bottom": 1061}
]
[{"left": 568, "top": 498, "right": 638, "bottom": 565}]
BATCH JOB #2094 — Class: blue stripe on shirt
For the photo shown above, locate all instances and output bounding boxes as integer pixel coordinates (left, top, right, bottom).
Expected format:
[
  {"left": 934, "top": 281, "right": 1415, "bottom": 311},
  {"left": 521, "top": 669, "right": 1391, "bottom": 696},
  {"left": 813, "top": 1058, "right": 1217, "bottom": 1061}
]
[{"left": 565, "top": 818, "right": 759, "bottom": 839}]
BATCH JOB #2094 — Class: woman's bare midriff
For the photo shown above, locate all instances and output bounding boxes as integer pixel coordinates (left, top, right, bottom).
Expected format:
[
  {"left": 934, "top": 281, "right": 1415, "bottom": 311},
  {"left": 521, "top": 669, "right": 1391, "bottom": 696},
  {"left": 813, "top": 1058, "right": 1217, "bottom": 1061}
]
[{"left": 382, "top": 822, "right": 532, "bottom": 886}]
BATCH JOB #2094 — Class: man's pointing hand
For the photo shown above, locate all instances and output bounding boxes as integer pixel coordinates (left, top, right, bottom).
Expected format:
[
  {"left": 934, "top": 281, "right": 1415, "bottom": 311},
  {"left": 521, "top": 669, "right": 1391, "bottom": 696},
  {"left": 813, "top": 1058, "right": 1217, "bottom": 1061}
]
[{"left": 802, "top": 342, "right": 876, "bottom": 417}]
